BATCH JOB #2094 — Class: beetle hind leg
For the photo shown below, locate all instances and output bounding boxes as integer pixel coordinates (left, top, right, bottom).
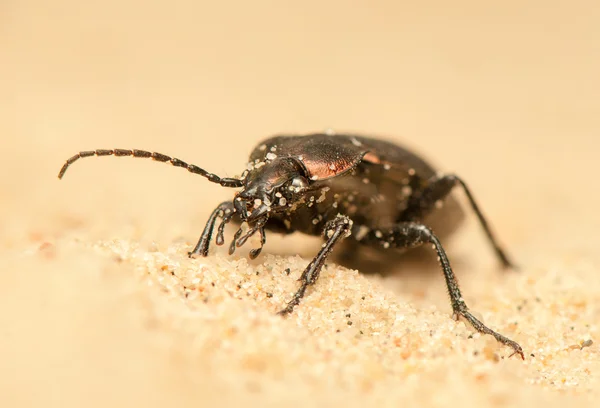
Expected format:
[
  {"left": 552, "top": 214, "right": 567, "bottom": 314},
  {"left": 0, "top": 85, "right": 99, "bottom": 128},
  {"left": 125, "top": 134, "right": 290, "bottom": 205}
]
[
  {"left": 362, "top": 222, "right": 524, "bottom": 359},
  {"left": 402, "top": 174, "right": 515, "bottom": 269},
  {"left": 278, "top": 215, "right": 353, "bottom": 316}
]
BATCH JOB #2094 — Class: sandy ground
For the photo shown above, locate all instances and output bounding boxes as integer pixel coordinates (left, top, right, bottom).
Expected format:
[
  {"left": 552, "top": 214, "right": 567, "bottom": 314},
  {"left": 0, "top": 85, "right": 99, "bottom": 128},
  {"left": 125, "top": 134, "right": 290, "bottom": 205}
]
[{"left": 2, "top": 1, "right": 600, "bottom": 407}]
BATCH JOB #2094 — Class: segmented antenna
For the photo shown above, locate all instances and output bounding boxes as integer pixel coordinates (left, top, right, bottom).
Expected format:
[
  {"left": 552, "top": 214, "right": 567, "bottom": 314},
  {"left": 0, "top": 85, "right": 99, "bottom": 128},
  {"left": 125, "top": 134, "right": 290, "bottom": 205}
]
[{"left": 58, "top": 149, "right": 243, "bottom": 187}]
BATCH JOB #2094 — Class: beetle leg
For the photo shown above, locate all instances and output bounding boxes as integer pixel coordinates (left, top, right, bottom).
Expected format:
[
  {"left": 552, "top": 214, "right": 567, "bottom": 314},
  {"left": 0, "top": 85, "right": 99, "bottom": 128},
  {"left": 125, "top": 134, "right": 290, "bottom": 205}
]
[
  {"left": 362, "top": 222, "right": 524, "bottom": 359},
  {"left": 402, "top": 174, "right": 515, "bottom": 269},
  {"left": 278, "top": 215, "right": 353, "bottom": 316},
  {"left": 188, "top": 201, "right": 236, "bottom": 258}
]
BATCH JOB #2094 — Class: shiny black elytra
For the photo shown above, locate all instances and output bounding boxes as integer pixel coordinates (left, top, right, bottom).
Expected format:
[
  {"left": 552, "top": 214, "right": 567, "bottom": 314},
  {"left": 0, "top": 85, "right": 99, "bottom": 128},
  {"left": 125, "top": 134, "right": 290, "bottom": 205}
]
[{"left": 58, "top": 133, "right": 523, "bottom": 359}]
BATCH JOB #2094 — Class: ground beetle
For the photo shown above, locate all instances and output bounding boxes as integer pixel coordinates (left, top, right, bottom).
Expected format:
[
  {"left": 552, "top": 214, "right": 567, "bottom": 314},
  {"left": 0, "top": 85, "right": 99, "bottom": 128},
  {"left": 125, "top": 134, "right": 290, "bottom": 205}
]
[{"left": 58, "top": 132, "right": 524, "bottom": 358}]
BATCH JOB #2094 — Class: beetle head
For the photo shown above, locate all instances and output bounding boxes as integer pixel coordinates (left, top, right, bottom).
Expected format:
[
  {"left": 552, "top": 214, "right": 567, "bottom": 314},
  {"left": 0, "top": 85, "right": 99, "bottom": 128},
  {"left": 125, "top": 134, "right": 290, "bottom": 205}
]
[{"left": 234, "top": 157, "right": 312, "bottom": 225}]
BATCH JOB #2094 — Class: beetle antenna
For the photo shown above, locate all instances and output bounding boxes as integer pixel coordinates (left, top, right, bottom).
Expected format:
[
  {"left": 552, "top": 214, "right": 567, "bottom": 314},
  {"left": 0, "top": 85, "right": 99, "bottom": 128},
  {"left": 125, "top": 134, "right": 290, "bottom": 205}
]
[{"left": 58, "top": 149, "right": 243, "bottom": 187}]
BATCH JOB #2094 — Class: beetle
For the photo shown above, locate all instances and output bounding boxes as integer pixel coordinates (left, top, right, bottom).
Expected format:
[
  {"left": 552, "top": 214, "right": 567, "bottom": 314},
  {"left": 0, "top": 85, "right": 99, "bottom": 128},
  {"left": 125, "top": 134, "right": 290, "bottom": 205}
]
[{"left": 58, "top": 132, "right": 524, "bottom": 358}]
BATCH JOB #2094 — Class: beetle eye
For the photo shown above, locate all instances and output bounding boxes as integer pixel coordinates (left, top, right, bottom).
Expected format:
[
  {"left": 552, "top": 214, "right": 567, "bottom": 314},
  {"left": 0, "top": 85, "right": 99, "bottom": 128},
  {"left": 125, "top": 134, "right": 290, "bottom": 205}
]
[{"left": 290, "top": 176, "right": 308, "bottom": 191}]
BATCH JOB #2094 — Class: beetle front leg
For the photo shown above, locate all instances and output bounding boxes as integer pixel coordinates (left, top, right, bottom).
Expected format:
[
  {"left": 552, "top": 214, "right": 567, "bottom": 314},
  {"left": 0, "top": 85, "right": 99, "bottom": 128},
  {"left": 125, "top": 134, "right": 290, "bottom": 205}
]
[
  {"left": 402, "top": 174, "right": 515, "bottom": 269},
  {"left": 189, "top": 201, "right": 236, "bottom": 257},
  {"left": 362, "top": 222, "right": 524, "bottom": 359},
  {"left": 278, "top": 215, "right": 353, "bottom": 316}
]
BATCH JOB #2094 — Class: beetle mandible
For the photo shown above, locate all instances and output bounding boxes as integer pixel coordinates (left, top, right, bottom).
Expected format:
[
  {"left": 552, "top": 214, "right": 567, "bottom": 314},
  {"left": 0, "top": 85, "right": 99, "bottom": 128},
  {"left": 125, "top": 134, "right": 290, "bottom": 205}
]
[{"left": 58, "top": 132, "right": 524, "bottom": 358}]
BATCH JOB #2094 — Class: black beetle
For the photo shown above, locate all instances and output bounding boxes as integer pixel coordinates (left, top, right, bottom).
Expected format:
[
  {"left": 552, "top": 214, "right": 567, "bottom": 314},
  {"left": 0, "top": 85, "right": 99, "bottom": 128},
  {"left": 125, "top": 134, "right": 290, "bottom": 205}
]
[{"left": 58, "top": 132, "right": 523, "bottom": 358}]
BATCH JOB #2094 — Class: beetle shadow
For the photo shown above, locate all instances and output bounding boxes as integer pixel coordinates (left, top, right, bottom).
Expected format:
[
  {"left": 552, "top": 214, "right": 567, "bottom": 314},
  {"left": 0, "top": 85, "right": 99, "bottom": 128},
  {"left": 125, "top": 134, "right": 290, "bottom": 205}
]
[
  {"left": 229, "top": 227, "right": 470, "bottom": 280},
  {"left": 332, "top": 241, "right": 471, "bottom": 279}
]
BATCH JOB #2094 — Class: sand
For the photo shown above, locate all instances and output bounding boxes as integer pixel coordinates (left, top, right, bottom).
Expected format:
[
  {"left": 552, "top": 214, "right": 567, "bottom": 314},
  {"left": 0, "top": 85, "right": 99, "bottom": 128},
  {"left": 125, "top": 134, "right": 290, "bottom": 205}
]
[{"left": 2, "top": 1, "right": 599, "bottom": 407}]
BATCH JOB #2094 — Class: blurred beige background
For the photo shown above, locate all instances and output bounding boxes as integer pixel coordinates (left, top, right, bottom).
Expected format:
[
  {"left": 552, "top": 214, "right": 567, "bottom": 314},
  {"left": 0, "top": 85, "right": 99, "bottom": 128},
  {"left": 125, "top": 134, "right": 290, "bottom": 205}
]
[{"left": 1, "top": 1, "right": 599, "bottom": 407}]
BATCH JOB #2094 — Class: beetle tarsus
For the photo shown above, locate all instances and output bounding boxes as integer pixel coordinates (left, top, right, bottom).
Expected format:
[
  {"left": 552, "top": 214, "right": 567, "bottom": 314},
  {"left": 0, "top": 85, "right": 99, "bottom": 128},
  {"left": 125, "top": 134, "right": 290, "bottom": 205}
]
[{"left": 453, "top": 308, "right": 524, "bottom": 359}]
